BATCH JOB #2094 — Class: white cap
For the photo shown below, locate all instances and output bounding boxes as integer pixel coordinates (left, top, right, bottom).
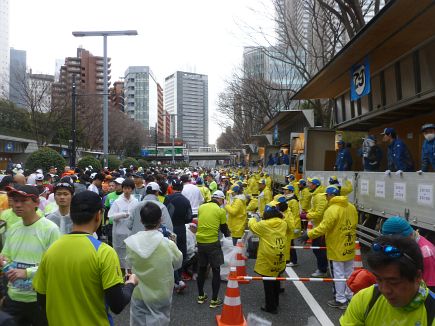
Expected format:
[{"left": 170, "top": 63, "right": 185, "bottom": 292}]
[
  {"left": 212, "top": 190, "right": 225, "bottom": 199},
  {"left": 36, "top": 169, "right": 43, "bottom": 174},
  {"left": 114, "top": 177, "right": 125, "bottom": 184},
  {"left": 146, "top": 182, "right": 160, "bottom": 192},
  {"left": 35, "top": 173, "right": 44, "bottom": 181}
]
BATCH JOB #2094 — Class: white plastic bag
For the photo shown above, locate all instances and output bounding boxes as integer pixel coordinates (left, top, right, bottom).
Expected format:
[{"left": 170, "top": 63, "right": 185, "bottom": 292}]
[{"left": 220, "top": 237, "right": 238, "bottom": 280}]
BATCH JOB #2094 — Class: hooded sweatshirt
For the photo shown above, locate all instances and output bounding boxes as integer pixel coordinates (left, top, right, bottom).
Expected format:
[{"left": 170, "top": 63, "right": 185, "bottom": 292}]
[{"left": 124, "top": 230, "right": 182, "bottom": 306}]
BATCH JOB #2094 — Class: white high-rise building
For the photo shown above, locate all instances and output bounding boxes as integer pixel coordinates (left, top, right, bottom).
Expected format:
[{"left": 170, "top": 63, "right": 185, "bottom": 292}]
[
  {"left": 164, "top": 71, "right": 208, "bottom": 149},
  {"left": 0, "top": 0, "right": 10, "bottom": 99},
  {"left": 124, "top": 66, "right": 158, "bottom": 133}
]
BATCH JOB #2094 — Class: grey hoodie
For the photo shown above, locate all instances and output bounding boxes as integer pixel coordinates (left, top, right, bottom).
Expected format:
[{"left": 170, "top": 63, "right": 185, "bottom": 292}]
[{"left": 128, "top": 194, "right": 173, "bottom": 235}]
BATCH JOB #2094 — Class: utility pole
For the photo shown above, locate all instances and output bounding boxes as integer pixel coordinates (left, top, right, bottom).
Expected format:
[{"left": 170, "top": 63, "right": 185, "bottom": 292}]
[
  {"left": 70, "top": 75, "right": 77, "bottom": 167},
  {"left": 171, "top": 114, "right": 176, "bottom": 165},
  {"left": 155, "top": 123, "right": 158, "bottom": 161}
]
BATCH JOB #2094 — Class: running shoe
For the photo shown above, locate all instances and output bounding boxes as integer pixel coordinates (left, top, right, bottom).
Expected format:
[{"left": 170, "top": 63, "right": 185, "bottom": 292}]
[
  {"left": 311, "top": 269, "right": 328, "bottom": 278},
  {"left": 327, "top": 299, "right": 348, "bottom": 310},
  {"left": 197, "top": 294, "right": 208, "bottom": 304},
  {"left": 174, "top": 280, "right": 186, "bottom": 293},
  {"left": 209, "top": 298, "right": 223, "bottom": 308}
]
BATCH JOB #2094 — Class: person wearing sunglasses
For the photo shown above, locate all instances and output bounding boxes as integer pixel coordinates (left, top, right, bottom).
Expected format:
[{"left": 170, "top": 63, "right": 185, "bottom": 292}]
[
  {"left": 340, "top": 235, "right": 435, "bottom": 326},
  {"left": 381, "top": 216, "right": 435, "bottom": 292}
]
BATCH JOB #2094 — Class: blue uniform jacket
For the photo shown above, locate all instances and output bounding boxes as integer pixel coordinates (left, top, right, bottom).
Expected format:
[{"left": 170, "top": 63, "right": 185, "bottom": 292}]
[
  {"left": 421, "top": 138, "right": 435, "bottom": 172},
  {"left": 335, "top": 148, "right": 353, "bottom": 171},
  {"left": 387, "top": 138, "right": 414, "bottom": 172}
]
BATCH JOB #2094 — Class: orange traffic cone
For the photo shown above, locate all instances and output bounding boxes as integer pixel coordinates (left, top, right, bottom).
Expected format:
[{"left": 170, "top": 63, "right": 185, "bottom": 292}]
[
  {"left": 306, "top": 221, "right": 313, "bottom": 245},
  {"left": 234, "top": 240, "right": 250, "bottom": 284},
  {"left": 353, "top": 240, "right": 363, "bottom": 271},
  {"left": 216, "top": 267, "right": 247, "bottom": 326}
]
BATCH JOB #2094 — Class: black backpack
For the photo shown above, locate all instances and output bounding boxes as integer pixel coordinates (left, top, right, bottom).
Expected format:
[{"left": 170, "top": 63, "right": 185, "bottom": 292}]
[{"left": 365, "top": 286, "right": 434, "bottom": 325}]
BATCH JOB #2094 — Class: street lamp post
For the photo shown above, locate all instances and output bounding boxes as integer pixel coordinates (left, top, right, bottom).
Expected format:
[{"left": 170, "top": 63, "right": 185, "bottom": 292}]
[
  {"left": 70, "top": 74, "right": 77, "bottom": 167},
  {"left": 72, "top": 30, "right": 138, "bottom": 168}
]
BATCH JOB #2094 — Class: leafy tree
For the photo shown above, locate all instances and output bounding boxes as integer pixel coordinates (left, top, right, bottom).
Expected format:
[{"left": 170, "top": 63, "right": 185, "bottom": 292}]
[
  {"left": 122, "top": 157, "right": 139, "bottom": 169},
  {"left": 77, "top": 156, "right": 102, "bottom": 171},
  {"left": 26, "top": 147, "right": 66, "bottom": 173}
]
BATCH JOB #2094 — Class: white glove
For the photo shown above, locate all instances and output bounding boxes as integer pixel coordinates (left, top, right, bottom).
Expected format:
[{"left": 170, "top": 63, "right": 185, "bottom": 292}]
[
  {"left": 395, "top": 170, "right": 403, "bottom": 176},
  {"left": 384, "top": 170, "right": 391, "bottom": 176},
  {"left": 417, "top": 170, "right": 423, "bottom": 175}
]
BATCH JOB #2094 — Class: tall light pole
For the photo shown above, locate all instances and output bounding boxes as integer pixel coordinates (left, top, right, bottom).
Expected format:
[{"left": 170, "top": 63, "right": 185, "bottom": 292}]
[{"left": 72, "top": 30, "right": 138, "bottom": 168}]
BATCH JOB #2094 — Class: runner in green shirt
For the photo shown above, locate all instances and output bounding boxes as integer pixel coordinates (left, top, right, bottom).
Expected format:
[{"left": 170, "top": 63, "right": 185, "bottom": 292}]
[
  {"left": 33, "top": 191, "right": 138, "bottom": 326},
  {"left": 1, "top": 185, "right": 60, "bottom": 325}
]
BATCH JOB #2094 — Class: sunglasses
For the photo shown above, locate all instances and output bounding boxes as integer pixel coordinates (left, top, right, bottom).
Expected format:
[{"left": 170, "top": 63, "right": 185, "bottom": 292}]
[
  {"left": 372, "top": 243, "right": 416, "bottom": 264},
  {"left": 56, "top": 182, "right": 73, "bottom": 188}
]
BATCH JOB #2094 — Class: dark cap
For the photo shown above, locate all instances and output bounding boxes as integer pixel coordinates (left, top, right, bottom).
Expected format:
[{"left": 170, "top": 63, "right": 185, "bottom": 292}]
[
  {"left": 6, "top": 185, "right": 40, "bottom": 198},
  {"left": 381, "top": 127, "right": 396, "bottom": 136},
  {"left": 132, "top": 173, "right": 143, "bottom": 179}
]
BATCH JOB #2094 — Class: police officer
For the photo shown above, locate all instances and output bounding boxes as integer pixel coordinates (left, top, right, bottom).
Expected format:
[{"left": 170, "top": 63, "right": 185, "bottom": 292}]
[
  {"left": 418, "top": 123, "right": 435, "bottom": 173},
  {"left": 381, "top": 127, "right": 414, "bottom": 173}
]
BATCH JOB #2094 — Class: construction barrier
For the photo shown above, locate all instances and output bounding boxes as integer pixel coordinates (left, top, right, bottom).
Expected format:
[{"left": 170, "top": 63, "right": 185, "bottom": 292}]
[
  {"left": 236, "top": 276, "right": 347, "bottom": 283},
  {"left": 234, "top": 240, "right": 249, "bottom": 284},
  {"left": 216, "top": 267, "right": 247, "bottom": 326},
  {"left": 292, "top": 246, "right": 328, "bottom": 250},
  {"left": 353, "top": 241, "right": 363, "bottom": 270}
]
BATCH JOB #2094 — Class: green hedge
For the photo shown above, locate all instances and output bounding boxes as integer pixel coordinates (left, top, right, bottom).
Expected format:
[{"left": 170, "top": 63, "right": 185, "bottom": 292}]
[
  {"left": 25, "top": 147, "right": 66, "bottom": 173},
  {"left": 122, "top": 157, "right": 139, "bottom": 169},
  {"left": 137, "top": 159, "right": 149, "bottom": 169},
  {"left": 101, "top": 155, "right": 121, "bottom": 170},
  {"left": 78, "top": 156, "right": 102, "bottom": 171}
]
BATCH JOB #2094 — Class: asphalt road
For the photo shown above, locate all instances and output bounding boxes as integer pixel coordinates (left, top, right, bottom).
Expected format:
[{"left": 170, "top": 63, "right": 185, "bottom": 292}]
[{"left": 112, "top": 241, "right": 356, "bottom": 326}]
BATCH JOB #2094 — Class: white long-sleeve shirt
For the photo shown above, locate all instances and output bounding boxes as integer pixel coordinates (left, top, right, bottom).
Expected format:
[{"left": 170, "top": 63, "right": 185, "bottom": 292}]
[{"left": 182, "top": 183, "right": 204, "bottom": 215}]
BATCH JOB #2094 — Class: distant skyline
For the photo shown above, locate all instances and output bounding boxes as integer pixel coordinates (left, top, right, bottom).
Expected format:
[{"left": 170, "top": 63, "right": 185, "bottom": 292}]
[{"left": 9, "top": 0, "right": 275, "bottom": 144}]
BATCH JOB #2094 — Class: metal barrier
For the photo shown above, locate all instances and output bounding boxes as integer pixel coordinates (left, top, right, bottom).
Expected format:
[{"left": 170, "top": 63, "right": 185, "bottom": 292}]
[
  {"left": 357, "top": 172, "right": 435, "bottom": 231},
  {"left": 305, "top": 171, "right": 435, "bottom": 233}
]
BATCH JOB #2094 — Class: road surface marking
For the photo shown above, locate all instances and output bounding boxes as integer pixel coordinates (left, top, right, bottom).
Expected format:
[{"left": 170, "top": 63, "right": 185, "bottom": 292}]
[{"left": 286, "top": 267, "right": 334, "bottom": 326}]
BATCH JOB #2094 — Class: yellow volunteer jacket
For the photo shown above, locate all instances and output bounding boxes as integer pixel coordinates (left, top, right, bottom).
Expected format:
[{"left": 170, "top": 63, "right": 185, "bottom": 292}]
[
  {"left": 299, "top": 187, "right": 312, "bottom": 211},
  {"left": 248, "top": 177, "right": 259, "bottom": 195},
  {"left": 265, "top": 176, "right": 272, "bottom": 189},
  {"left": 258, "top": 187, "right": 273, "bottom": 217},
  {"left": 287, "top": 197, "right": 301, "bottom": 239},
  {"left": 307, "top": 186, "right": 327, "bottom": 227},
  {"left": 246, "top": 197, "right": 258, "bottom": 212},
  {"left": 225, "top": 195, "right": 247, "bottom": 238},
  {"left": 248, "top": 217, "right": 287, "bottom": 276},
  {"left": 308, "top": 196, "right": 358, "bottom": 261},
  {"left": 198, "top": 185, "right": 211, "bottom": 202},
  {"left": 291, "top": 180, "right": 300, "bottom": 196},
  {"left": 282, "top": 209, "right": 294, "bottom": 262},
  {"left": 340, "top": 179, "right": 353, "bottom": 197}
]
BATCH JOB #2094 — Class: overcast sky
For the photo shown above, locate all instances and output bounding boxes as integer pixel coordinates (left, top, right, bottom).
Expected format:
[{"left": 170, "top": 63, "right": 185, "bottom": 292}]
[{"left": 10, "top": 0, "right": 275, "bottom": 144}]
